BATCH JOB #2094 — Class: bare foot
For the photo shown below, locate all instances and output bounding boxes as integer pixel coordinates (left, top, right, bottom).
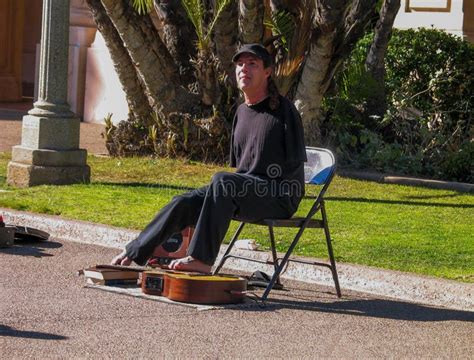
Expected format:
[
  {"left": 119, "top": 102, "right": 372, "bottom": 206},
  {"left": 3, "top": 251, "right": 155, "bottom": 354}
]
[
  {"left": 111, "top": 250, "right": 132, "bottom": 266},
  {"left": 167, "top": 256, "right": 212, "bottom": 273}
]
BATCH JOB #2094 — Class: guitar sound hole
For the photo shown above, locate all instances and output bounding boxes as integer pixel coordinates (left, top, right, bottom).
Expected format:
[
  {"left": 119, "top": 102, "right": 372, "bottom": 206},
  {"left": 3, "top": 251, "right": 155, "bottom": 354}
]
[{"left": 162, "top": 232, "right": 183, "bottom": 253}]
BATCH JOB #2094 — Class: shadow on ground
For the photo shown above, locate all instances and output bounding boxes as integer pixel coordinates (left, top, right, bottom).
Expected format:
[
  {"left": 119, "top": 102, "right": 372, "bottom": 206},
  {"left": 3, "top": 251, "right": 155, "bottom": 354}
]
[
  {"left": 242, "top": 287, "right": 474, "bottom": 322},
  {"left": 323, "top": 196, "right": 473, "bottom": 209},
  {"left": 94, "top": 181, "right": 196, "bottom": 192},
  {"left": 0, "top": 325, "right": 67, "bottom": 340},
  {"left": 0, "top": 239, "right": 62, "bottom": 257}
]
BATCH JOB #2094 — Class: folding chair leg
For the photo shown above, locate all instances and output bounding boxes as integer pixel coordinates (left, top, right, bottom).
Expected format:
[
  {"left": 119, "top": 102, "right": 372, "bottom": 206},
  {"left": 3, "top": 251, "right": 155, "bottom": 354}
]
[
  {"left": 321, "top": 203, "right": 341, "bottom": 297},
  {"left": 261, "top": 227, "right": 306, "bottom": 301},
  {"left": 212, "top": 222, "right": 246, "bottom": 275},
  {"left": 268, "top": 224, "right": 282, "bottom": 286}
]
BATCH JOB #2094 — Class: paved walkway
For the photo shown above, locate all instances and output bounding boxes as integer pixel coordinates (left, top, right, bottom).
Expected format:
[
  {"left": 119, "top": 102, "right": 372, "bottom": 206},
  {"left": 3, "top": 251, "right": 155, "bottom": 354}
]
[
  {"left": 0, "top": 102, "right": 106, "bottom": 155},
  {"left": 0, "top": 120, "right": 107, "bottom": 155},
  {"left": 1, "top": 238, "right": 473, "bottom": 358}
]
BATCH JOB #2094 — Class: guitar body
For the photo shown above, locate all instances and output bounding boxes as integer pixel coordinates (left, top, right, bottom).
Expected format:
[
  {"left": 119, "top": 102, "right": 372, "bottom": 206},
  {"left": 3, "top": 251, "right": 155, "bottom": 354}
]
[
  {"left": 163, "top": 273, "right": 247, "bottom": 304},
  {"left": 141, "top": 271, "right": 166, "bottom": 296},
  {"left": 141, "top": 270, "right": 247, "bottom": 304}
]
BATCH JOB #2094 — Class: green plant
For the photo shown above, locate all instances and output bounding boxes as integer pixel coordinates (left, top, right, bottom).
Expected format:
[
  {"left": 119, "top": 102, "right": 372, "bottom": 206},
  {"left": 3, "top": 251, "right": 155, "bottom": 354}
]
[
  {"left": 440, "top": 141, "right": 474, "bottom": 183},
  {"left": 264, "top": 1, "right": 313, "bottom": 96},
  {"left": 130, "top": 0, "right": 230, "bottom": 52},
  {"left": 103, "top": 114, "right": 151, "bottom": 157},
  {"left": 323, "top": 29, "right": 473, "bottom": 182},
  {"left": 264, "top": 10, "right": 295, "bottom": 52},
  {"left": 130, "top": 0, "right": 153, "bottom": 15},
  {"left": 181, "top": 0, "right": 231, "bottom": 51}
]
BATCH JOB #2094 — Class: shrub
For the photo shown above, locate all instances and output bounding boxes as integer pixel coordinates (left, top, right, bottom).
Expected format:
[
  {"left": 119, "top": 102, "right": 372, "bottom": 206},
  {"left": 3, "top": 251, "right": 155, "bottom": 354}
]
[{"left": 323, "top": 28, "right": 474, "bottom": 183}]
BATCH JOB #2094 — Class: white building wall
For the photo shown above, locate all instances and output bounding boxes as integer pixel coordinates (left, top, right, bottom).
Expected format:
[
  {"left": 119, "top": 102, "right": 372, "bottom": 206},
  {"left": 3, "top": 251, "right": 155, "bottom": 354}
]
[
  {"left": 83, "top": 32, "right": 129, "bottom": 125},
  {"left": 394, "top": 0, "right": 465, "bottom": 37}
]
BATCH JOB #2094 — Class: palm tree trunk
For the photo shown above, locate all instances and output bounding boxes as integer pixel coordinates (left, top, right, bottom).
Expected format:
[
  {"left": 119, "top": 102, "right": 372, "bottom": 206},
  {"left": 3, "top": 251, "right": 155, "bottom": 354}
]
[
  {"left": 294, "top": 0, "right": 350, "bottom": 143},
  {"left": 365, "top": 0, "right": 401, "bottom": 117},
  {"left": 238, "top": 0, "right": 264, "bottom": 44},
  {"left": 195, "top": 49, "right": 221, "bottom": 106},
  {"left": 213, "top": 0, "right": 239, "bottom": 84},
  {"left": 325, "top": 0, "right": 378, "bottom": 88},
  {"left": 100, "top": 0, "right": 197, "bottom": 115},
  {"left": 294, "top": 0, "right": 377, "bottom": 144},
  {"left": 153, "top": 0, "right": 196, "bottom": 84},
  {"left": 366, "top": 0, "right": 400, "bottom": 78},
  {"left": 85, "top": 0, "right": 153, "bottom": 123},
  {"left": 269, "top": 0, "right": 285, "bottom": 12}
]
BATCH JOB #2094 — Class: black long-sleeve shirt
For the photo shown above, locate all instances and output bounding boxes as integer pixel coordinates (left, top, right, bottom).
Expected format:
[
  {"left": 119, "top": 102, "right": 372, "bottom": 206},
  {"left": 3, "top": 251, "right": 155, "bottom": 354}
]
[{"left": 230, "top": 95, "right": 307, "bottom": 189}]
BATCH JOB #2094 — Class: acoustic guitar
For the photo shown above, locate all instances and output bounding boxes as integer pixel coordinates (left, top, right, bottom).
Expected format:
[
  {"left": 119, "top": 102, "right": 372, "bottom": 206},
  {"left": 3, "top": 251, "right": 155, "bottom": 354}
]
[
  {"left": 142, "top": 271, "right": 247, "bottom": 304},
  {"left": 87, "top": 265, "right": 247, "bottom": 305}
]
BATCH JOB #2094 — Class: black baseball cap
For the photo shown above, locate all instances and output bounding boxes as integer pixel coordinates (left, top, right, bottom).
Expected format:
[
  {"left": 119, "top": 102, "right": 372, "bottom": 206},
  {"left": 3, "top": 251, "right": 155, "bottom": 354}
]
[{"left": 232, "top": 44, "right": 273, "bottom": 66}]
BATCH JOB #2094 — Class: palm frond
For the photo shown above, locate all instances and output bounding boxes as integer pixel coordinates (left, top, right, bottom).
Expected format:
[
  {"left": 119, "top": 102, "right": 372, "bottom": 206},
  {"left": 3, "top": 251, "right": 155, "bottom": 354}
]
[
  {"left": 273, "top": 0, "right": 314, "bottom": 96},
  {"left": 181, "top": 0, "right": 205, "bottom": 42},
  {"left": 206, "top": 0, "right": 232, "bottom": 40},
  {"left": 264, "top": 10, "right": 295, "bottom": 52},
  {"left": 130, "top": 0, "right": 153, "bottom": 15}
]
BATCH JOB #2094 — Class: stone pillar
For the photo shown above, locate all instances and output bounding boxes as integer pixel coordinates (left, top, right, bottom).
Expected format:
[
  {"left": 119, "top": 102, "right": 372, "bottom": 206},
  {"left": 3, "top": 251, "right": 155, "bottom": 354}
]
[{"left": 7, "top": 0, "right": 90, "bottom": 187}]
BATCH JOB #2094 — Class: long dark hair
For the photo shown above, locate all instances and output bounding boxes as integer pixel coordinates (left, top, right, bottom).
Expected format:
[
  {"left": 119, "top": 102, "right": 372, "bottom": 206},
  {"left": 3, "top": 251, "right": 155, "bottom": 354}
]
[{"left": 267, "top": 76, "right": 280, "bottom": 111}]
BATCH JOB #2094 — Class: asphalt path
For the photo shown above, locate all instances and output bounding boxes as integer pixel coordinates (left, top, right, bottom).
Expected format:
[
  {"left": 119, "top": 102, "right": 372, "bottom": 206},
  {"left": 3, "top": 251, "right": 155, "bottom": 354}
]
[{"left": 1, "top": 239, "right": 473, "bottom": 359}]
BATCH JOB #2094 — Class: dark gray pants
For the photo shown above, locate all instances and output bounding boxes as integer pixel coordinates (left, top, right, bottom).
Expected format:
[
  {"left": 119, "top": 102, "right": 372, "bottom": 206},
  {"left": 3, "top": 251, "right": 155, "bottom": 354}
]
[{"left": 125, "top": 172, "right": 301, "bottom": 265}]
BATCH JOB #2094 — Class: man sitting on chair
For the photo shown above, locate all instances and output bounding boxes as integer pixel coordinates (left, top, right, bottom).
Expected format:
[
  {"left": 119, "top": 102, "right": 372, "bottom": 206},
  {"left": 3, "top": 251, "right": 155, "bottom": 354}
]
[{"left": 111, "top": 44, "right": 307, "bottom": 273}]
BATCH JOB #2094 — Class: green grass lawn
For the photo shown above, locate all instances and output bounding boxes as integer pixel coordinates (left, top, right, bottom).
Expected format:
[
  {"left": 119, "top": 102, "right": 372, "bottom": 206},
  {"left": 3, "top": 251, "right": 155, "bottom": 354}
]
[{"left": 1, "top": 152, "right": 473, "bottom": 282}]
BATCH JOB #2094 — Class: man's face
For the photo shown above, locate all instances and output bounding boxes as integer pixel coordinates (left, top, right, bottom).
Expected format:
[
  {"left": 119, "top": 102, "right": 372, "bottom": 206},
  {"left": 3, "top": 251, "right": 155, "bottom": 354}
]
[{"left": 235, "top": 53, "right": 272, "bottom": 94}]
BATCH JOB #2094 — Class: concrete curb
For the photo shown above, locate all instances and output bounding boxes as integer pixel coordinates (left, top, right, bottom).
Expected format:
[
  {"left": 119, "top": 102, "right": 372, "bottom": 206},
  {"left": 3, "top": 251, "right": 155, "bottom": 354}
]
[
  {"left": 338, "top": 170, "right": 474, "bottom": 193},
  {"left": 2, "top": 208, "right": 472, "bottom": 312}
]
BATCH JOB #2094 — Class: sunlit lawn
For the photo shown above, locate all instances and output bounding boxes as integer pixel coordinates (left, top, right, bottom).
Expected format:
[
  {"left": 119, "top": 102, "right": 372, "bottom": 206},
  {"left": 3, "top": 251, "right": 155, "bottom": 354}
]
[{"left": 1, "top": 152, "right": 472, "bottom": 282}]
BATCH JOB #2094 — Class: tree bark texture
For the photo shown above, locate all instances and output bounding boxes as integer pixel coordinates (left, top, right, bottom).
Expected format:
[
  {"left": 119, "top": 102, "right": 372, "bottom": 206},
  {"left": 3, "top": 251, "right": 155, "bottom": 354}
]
[
  {"left": 239, "top": 0, "right": 264, "bottom": 44},
  {"left": 90, "top": 0, "right": 380, "bottom": 160},
  {"left": 270, "top": 0, "right": 285, "bottom": 12},
  {"left": 194, "top": 49, "right": 221, "bottom": 106},
  {"left": 366, "top": 0, "right": 400, "bottom": 80},
  {"left": 294, "top": 0, "right": 377, "bottom": 144},
  {"left": 273, "top": 0, "right": 313, "bottom": 97},
  {"left": 294, "top": 0, "right": 351, "bottom": 144},
  {"left": 100, "top": 0, "right": 196, "bottom": 115},
  {"left": 213, "top": 0, "right": 239, "bottom": 85},
  {"left": 365, "top": 0, "right": 400, "bottom": 117},
  {"left": 85, "top": 0, "right": 153, "bottom": 123},
  {"left": 153, "top": 0, "right": 196, "bottom": 84},
  {"left": 324, "top": 0, "right": 377, "bottom": 94}
]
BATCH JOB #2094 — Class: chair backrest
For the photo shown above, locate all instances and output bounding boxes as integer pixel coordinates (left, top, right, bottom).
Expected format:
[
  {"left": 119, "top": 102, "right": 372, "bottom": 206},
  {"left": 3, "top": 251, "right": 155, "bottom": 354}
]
[
  {"left": 303, "top": 147, "right": 336, "bottom": 219},
  {"left": 304, "top": 147, "right": 336, "bottom": 186}
]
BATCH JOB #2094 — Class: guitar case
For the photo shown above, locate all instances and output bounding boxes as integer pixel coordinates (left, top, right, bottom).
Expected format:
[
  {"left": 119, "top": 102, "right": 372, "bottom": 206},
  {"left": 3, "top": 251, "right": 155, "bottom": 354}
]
[{"left": 0, "top": 223, "right": 49, "bottom": 248}]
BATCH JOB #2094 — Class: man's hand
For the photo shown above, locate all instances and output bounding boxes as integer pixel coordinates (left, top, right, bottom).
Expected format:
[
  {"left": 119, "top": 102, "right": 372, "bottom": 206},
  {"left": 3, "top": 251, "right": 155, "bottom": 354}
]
[{"left": 111, "top": 250, "right": 132, "bottom": 266}]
